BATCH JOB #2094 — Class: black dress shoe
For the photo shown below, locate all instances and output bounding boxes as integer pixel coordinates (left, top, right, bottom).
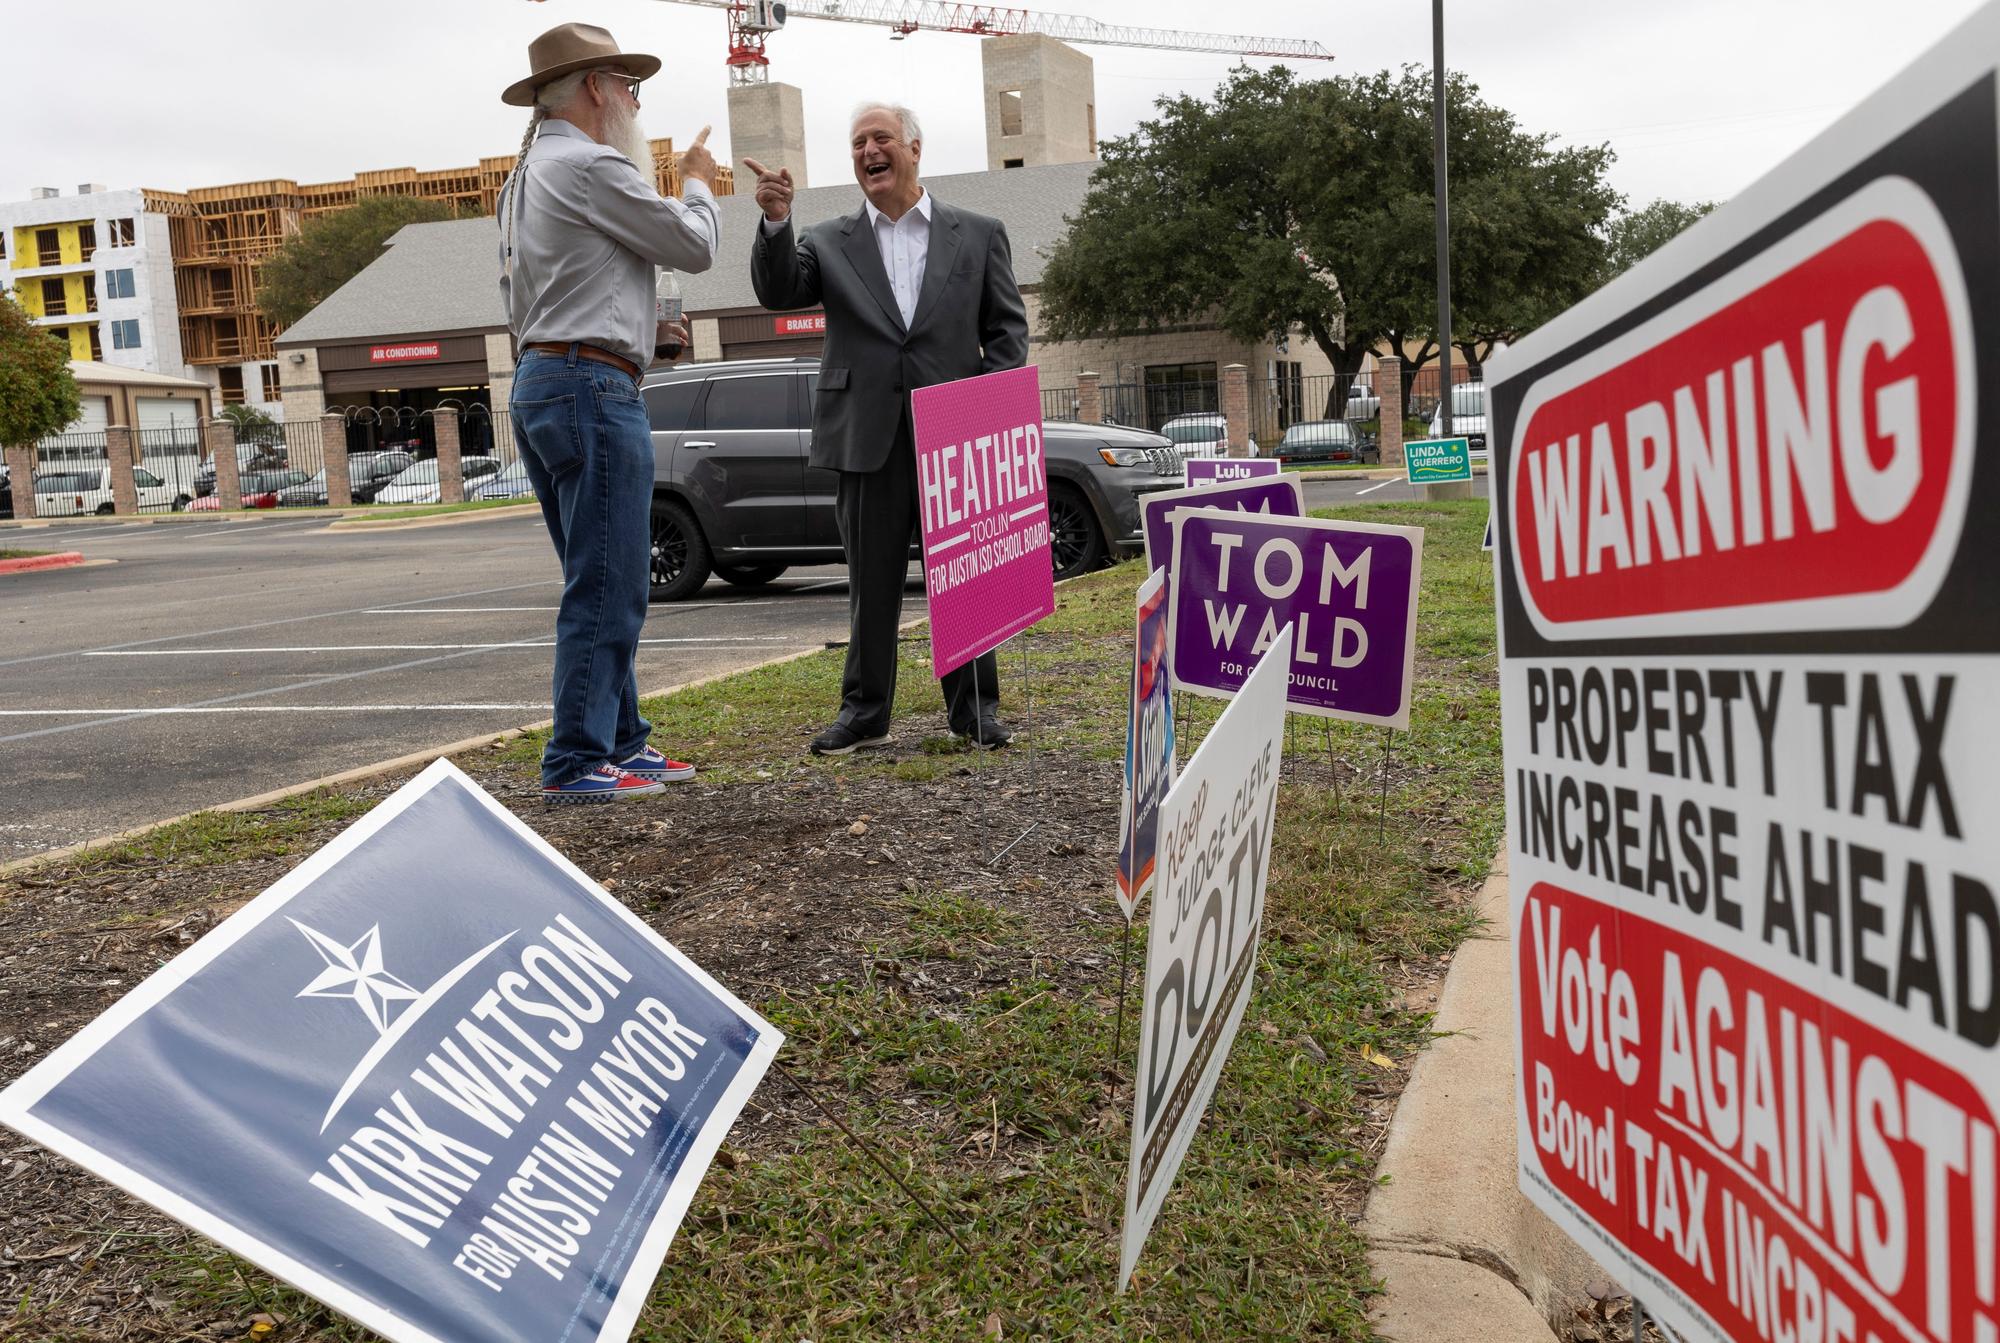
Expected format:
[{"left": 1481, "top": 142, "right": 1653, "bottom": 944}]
[
  {"left": 809, "top": 722, "right": 893, "bottom": 756},
  {"left": 956, "top": 717, "right": 1013, "bottom": 749}
]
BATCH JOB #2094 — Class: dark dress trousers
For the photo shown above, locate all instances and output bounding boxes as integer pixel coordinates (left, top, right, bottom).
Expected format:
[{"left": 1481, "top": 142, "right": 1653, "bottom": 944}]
[{"left": 752, "top": 199, "right": 1030, "bottom": 735}]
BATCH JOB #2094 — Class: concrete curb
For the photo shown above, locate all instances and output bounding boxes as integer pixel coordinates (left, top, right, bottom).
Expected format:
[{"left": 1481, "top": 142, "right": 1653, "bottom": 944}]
[
  {"left": 1362, "top": 850, "right": 1599, "bottom": 1340},
  {"left": 324, "top": 503, "right": 540, "bottom": 533},
  {"left": 0, "top": 551, "right": 85, "bottom": 574},
  {"left": 0, "top": 643, "right": 830, "bottom": 881}
]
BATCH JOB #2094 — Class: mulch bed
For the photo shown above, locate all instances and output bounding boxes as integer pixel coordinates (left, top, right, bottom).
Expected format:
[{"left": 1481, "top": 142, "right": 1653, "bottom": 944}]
[{"left": 0, "top": 698, "right": 1449, "bottom": 1341}]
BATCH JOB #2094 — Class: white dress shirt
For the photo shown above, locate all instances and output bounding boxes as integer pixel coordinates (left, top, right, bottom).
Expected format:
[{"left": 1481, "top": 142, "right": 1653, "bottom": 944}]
[
  {"left": 864, "top": 189, "right": 931, "bottom": 328},
  {"left": 760, "top": 188, "right": 932, "bottom": 327}
]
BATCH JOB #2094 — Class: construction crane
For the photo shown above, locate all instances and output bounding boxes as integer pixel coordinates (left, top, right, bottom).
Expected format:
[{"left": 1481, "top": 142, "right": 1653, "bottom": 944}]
[{"left": 648, "top": 0, "right": 1332, "bottom": 85}]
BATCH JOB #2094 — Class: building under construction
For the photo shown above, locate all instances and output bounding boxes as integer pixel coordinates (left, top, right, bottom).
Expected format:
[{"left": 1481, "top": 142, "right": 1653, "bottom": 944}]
[{"left": 119, "top": 145, "right": 732, "bottom": 412}]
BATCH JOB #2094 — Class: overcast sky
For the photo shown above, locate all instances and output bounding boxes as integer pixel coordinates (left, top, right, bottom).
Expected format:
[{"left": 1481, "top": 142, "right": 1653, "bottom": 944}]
[{"left": 5, "top": 0, "right": 1988, "bottom": 211}]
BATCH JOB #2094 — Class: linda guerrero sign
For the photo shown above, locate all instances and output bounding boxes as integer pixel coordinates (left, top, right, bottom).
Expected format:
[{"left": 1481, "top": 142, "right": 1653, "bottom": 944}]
[
  {"left": 1121, "top": 625, "right": 1290, "bottom": 1290},
  {"left": 911, "top": 365, "right": 1056, "bottom": 677},
  {"left": 1403, "top": 436, "right": 1471, "bottom": 483},
  {"left": 1491, "top": 10, "right": 1998, "bottom": 1342},
  {"left": 0, "top": 761, "right": 779, "bottom": 1343},
  {"left": 1168, "top": 511, "right": 1423, "bottom": 729}
]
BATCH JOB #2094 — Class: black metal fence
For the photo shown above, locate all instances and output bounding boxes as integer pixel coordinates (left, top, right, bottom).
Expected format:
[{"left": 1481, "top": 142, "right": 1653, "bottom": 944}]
[
  {"left": 136, "top": 426, "right": 203, "bottom": 512},
  {"left": 1041, "top": 386, "right": 1078, "bottom": 422},
  {"left": 29, "top": 433, "right": 112, "bottom": 518}
]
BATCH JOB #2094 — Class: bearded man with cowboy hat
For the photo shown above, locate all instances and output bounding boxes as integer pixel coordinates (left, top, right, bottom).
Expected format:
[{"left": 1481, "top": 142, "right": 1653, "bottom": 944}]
[{"left": 498, "top": 23, "right": 718, "bottom": 803}]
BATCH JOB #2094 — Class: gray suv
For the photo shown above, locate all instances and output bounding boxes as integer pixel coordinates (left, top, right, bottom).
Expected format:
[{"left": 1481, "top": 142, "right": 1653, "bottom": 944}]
[{"left": 642, "top": 356, "right": 1187, "bottom": 600}]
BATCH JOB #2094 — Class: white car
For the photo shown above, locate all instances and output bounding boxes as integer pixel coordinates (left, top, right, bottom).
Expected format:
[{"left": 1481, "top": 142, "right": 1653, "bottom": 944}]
[
  {"left": 34, "top": 465, "right": 188, "bottom": 516},
  {"left": 1158, "top": 412, "right": 1258, "bottom": 460},
  {"left": 372, "top": 455, "right": 502, "bottom": 505},
  {"left": 1426, "top": 382, "right": 1488, "bottom": 461}
]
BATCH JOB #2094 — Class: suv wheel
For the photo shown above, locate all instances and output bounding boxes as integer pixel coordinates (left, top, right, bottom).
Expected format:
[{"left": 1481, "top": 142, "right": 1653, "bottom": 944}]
[
  {"left": 714, "top": 561, "right": 788, "bottom": 589},
  {"left": 650, "top": 498, "right": 712, "bottom": 601},
  {"left": 1047, "top": 483, "right": 1105, "bottom": 582}
]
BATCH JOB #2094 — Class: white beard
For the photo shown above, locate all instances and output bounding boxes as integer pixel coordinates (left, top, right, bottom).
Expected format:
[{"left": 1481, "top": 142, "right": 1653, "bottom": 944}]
[{"left": 603, "top": 99, "right": 656, "bottom": 187}]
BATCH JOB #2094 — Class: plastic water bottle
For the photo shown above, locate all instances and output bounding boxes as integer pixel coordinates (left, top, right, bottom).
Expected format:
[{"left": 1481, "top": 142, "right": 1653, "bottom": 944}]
[{"left": 655, "top": 269, "right": 683, "bottom": 364}]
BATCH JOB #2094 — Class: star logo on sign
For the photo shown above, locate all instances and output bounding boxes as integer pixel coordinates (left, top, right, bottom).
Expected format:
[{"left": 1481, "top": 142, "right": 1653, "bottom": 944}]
[{"left": 290, "top": 919, "right": 422, "bottom": 1035}]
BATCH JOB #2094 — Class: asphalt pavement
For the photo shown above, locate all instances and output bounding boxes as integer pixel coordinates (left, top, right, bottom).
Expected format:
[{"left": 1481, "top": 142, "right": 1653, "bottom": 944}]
[
  {"left": 1, "top": 476, "right": 1484, "bottom": 863},
  {"left": 0, "top": 512, "right": 890, "bottom": 862}
]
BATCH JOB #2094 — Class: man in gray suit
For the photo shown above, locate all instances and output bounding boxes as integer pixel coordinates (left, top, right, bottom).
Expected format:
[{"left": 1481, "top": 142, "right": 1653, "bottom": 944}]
[{"left": 747, "top": 102, "right": 1029, "bottom": 756}]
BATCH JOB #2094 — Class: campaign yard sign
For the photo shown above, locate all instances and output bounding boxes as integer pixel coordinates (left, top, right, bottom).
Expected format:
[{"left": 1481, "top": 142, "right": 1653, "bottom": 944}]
[
  {"left": 1168, "top": 511, "right": 1424, "bottom": 729},
  {"left": 0, "top": 760, "right": 780, "bottom": 1343},
  {"left": 1139, "top": 473, "right": 1305, "bottom": 573},
  {"left": 1121, "top": 625, "right": 1290, "bottom": 1290},
  {"left": 1117, "top": 566, "right": 1177, "bottom": 921},
  {"left": 911, "top": 365, "right": 1057, "bottom": 677},
  {"left": 1491, "top": 11, "right": 2000, "bottom": 1343},
  {"left": 1403, "top": 436, "right": 1473, "bottom": 484},
  {"left": 1185, "top": 457, "right": 1282, "bottom": 489}
]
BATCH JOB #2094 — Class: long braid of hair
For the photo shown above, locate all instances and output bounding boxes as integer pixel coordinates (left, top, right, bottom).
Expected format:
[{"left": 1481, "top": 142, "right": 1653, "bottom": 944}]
[{"left": 504, "top": 107, "right": 547, "bottom": 280}]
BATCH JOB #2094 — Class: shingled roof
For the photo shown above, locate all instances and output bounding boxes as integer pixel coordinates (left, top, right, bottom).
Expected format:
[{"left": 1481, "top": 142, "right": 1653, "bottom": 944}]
[{"left": 276, "top": 159, "right": 1097, "bottom": 348}]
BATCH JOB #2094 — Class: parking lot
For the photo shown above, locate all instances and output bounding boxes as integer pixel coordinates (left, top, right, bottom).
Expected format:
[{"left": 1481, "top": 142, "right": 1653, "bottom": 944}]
[
  {"left": 0, "top": 510, "right": 897, "bottom": 862},
  {"left": 0, "top": 472, "right": 1483, "bottom": 862}
]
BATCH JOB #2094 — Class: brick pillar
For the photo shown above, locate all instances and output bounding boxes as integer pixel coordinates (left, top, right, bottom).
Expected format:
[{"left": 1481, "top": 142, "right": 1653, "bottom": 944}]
[
  {"left": 105, "top": 426, "right": 139, "bottom": 515},
  {"left": 1076, "top": 371, "right": 1102, "bottom": 425},
  {"left": 434, "top": 409, "right": 465, "bottom": 504},
  {"left": 205, "top": 419, "right": 243, "bottom": 510},
  {"left": 1376, "top": 356, "right": 1404, "bottom": 469},
  {"left": 4, "top": 444, "right": 37, "bottom": 520},
  {"left": 322, "top": 412, "right": 352, "bottom": 508},
  {"left": 1222, "top": 363, "right": 1250, "bottom": 457}
]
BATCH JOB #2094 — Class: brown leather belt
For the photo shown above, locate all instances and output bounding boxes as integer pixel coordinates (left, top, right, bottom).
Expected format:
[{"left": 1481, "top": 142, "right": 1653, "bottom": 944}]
[{"left": 522, "top": 341, "right": 642, "bottom": 379}]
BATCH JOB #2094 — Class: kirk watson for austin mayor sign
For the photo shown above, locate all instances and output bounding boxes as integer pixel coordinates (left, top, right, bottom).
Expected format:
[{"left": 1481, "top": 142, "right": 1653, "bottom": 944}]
[{"left": 0, "top": 760, "right": 779, "bottom": 1343}]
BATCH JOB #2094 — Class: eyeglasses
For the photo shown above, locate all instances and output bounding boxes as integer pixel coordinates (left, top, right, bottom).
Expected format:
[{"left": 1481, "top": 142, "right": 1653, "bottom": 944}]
[{"left": 597, "top": 70, "right": 642, "bottom": 102}]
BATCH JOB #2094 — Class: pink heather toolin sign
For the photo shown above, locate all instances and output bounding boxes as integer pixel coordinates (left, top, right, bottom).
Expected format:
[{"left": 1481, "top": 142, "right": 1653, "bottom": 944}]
[{"left": 910, "top": 366, "right": 1057, "bottom": 677}]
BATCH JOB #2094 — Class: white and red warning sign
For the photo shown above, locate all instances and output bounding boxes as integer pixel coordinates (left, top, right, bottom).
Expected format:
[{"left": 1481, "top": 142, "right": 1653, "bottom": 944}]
[{"left": 1489, "top": 11, "right": 2000, "bottom": 1343}]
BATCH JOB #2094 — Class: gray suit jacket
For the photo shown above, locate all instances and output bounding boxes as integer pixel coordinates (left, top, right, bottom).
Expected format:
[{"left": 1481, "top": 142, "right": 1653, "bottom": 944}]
[{"left": 750, "top": 198, "right": 1030, "bottom": 473}]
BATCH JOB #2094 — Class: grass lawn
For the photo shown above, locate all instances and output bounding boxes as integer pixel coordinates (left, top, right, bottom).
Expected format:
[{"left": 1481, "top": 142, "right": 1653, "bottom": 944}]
[
  {"left": 7, "top": 499, "right": 1501, "bottom": 1341},
  {"left": 0, "top": 548, "right": 54, "bottom": 559}
]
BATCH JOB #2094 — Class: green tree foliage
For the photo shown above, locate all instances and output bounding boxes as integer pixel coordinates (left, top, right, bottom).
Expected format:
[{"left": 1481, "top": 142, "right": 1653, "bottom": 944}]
[
  {"left": 1037, "top": 65, "right": 1619, "bottom": 416},
  {"left": 257, "top": 196, "right": 459, "bottom": 329},
  {"left": 0, "top": 291, "right": 82, "bottom": 447},
  {"left": 1605, "top": 198, "right": 1717, "bottom": 278}
]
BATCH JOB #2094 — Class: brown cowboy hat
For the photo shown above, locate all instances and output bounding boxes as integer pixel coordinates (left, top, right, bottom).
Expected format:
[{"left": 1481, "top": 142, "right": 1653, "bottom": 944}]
[{"left": 502, "top": 22, "right": 661, "bottom": 107}]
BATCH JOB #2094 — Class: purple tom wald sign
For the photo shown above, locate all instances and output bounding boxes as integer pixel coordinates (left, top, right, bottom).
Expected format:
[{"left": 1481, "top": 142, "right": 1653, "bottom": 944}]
[{"left": 1166, "top": 511, "right": 1424, "bottom": 729}]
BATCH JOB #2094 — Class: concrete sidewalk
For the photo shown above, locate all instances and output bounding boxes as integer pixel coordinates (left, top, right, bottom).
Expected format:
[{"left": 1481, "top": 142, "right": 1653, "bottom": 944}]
[{"left": 1363, "top": 851, "right": 1599, "bottom": 1340}]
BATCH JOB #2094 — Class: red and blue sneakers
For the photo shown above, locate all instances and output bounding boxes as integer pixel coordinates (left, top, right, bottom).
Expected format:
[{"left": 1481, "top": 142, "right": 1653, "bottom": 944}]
[
  {"left": 541, "top": 763, "right": 666, "bottom": 804},
  {"left": 616, "top": 745, "right": 696, "bottom": 783}
]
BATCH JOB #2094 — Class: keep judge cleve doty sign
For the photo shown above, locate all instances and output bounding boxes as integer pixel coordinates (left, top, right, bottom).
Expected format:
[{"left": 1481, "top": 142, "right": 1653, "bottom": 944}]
[{"left": 1491, "top": 10, "right": 2000, "bottom": 1342}]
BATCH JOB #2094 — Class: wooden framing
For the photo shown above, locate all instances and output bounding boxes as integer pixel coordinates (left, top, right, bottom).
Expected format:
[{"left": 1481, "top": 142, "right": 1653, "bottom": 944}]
[{"left": 149, "top": 141, "right": 730, "bottom": 368}]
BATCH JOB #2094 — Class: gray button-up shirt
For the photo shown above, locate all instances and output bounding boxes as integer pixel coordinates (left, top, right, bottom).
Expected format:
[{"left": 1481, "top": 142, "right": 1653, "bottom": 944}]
[{"left": 497, "top": 118, "right": 718, "bottom": 369}]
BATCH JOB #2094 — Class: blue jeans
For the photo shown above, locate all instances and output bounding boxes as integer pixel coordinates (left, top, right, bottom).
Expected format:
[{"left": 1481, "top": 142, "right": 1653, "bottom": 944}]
[{"left": 509, "top": 347, "right": 654, "bottom": 786}]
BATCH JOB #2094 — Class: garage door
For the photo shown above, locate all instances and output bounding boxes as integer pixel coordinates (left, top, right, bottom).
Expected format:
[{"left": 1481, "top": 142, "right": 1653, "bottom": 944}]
[
  {"left": 63, "top": 396, "right": 110, "bottom": 434},
  {"left": 136, "top": 397, "right": 199, "bottom": 433}
]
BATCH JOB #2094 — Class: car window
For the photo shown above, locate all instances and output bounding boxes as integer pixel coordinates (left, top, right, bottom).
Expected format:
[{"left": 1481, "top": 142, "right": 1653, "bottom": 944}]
[
  {"left": 389, "top": 460, "right": 440, "bottom": 486},
  {"left": 1451, "top": 384, "right": 1485, "bottom": 416},
  {"left": 465, "top": 459, "right": 499, "bottom": 478},
  {"left": 644, "top": 382, "right": 699, "bottom": 434},
  {"left": 133, "top": 468, "right": 164, "bottom": 488},
  {"left": 1162, "top": 420, "right": 1224, "bottom": 445},
  {"left": 700, "top": 376, "right": 792, "bottom": 431},
  {"left": 37, "top": 472, "right": 96, "bottom": 493}
]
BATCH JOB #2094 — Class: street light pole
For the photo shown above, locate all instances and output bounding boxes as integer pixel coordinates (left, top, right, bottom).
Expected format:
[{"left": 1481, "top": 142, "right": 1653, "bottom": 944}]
[{"left": 1427, "top": 0, "right": 1472, "bottom": 499}]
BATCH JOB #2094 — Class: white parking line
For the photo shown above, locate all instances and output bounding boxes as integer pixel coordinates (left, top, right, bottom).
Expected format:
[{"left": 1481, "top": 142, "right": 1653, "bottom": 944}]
[
  {"left": 85, "top": 636, "right": 800, "bottom": 655},
  {"left": 361, "top": 607, "right": 563, "bottom": 614},
  {"left": 0, "top": 704, "right": 551, "bottom": 717},
  {"left": 1356, "top": 478, "right": 1401, "bottom": 496}
]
